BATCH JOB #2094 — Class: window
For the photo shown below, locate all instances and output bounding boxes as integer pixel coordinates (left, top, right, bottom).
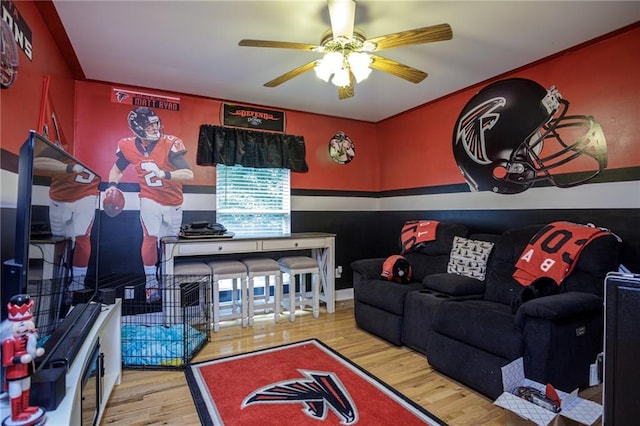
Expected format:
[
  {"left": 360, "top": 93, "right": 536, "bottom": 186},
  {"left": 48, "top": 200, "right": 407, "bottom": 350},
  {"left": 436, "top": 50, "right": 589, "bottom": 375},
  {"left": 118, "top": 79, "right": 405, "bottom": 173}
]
[{"left": 216, "top": 164, "right": 290, "bottom": 236}]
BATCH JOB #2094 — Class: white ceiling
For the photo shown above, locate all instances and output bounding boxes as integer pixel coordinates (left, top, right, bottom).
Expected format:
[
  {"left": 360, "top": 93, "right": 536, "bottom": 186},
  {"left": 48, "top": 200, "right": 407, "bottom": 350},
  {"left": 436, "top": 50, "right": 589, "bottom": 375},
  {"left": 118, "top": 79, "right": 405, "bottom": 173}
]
[{"left": 51, "top": 1, "right": 639, "bottom": 122}]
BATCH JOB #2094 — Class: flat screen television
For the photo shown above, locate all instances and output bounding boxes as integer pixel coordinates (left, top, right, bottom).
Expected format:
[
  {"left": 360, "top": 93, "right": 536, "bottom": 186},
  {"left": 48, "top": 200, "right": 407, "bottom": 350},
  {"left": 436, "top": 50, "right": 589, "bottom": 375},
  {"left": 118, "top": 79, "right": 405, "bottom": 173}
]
[{"left": 2, "top": 130, "right": 101, "bottom": 370}]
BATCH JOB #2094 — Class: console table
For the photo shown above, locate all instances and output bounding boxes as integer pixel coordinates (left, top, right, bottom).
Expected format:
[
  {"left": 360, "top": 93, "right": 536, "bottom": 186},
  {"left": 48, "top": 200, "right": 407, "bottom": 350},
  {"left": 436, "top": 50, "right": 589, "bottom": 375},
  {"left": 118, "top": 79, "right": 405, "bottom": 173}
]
[{"left": 160, "top": 233, "right": 336, "bottom": 314}]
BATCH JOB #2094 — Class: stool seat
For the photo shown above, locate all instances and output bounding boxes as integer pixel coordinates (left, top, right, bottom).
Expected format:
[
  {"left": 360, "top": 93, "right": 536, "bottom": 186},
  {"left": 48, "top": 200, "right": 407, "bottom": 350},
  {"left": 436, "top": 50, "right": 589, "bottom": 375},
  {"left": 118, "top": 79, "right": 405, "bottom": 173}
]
[
  {"left": 208, "top": 260, "right": 247, "bottom": 276},
  {"left": 242, "top": 258, "right": 282, "bottom": 324},
  {"left": 206, "top": 260, "right": 248, "bottom": 332},
  {"left": 278, "top": 256, "right": 319, "bottom": 272},
  {"left": 278, "top": 256, "right": 320, "bottom": 321},
  {"left": 174, "top": 261, "right": 212, "bottom": 275},
  {"left": 243, "top": 258, "right": 281, "bottom": 273}
]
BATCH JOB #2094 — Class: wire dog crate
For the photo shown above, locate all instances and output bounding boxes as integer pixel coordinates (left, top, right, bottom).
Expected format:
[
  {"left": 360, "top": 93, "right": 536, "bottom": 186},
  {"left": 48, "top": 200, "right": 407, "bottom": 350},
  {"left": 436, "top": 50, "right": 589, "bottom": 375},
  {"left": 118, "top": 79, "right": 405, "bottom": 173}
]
[
  {"left": 120, "top": 274, "right": 211, "bottom": 369},
  {"left": 26, "top": 277, "right": 68, "bottom": 344}
]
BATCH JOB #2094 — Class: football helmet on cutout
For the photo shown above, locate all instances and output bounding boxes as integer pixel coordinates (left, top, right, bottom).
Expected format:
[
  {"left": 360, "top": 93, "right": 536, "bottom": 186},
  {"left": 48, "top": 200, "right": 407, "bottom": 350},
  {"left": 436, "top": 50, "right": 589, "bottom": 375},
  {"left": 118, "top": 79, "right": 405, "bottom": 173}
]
[
  {"left": 452, "top": 78, "right": 607, "bottom": 194},
  {"left": 128, "top": 107, "right": 163, "bottom": 141}
]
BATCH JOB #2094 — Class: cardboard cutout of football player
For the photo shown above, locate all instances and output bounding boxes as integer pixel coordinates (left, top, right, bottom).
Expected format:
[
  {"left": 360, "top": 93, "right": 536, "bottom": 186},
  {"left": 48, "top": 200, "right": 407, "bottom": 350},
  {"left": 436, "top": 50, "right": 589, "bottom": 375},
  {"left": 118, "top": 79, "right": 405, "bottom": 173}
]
[
  {"left": 105, "top": 107, "right": 193, "bottom": 303},
  {"left": 33, "top": 147, "right": 100, "bottom": 304}
]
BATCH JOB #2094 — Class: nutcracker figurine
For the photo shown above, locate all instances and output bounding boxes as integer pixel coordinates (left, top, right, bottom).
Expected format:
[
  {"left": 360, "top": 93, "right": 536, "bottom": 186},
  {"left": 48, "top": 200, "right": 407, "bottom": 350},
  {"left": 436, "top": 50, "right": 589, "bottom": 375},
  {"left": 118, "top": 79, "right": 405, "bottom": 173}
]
[{"left": 2, "top": 294, "right": 46, "bottom": 426}]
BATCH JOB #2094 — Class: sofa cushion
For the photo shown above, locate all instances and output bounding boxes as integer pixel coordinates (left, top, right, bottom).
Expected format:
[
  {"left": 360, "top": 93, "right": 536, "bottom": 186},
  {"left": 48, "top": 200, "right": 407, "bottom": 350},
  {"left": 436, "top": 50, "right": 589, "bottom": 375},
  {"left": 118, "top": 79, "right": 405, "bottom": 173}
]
[
  {"left": 432, "top": 300, "right": 523, "bottom": 360},
  {"left": 403, "top": 252, "right": 451, "bottom": 282},
  {"left": 447, "top": 236, "right": 495, "bottom": 280},
  {"left": 562, "top": 233, "right": 620, "bottom": 297},
  {"left": 355, "top": 279, "right": 423, "bottom": 315},
  {"left": 423, "top": 273, "right": 485, "bottom": 296},
  {"left": 484, "top": 225, "right": 542, "bottom": 306}
]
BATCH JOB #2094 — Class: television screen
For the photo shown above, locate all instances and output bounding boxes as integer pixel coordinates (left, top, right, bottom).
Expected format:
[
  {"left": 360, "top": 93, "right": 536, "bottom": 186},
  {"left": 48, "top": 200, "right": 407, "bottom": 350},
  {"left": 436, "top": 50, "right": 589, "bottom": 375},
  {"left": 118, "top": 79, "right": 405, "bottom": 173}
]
[{"left": 2, "top": 131, "right": 101, "bottom": 340}]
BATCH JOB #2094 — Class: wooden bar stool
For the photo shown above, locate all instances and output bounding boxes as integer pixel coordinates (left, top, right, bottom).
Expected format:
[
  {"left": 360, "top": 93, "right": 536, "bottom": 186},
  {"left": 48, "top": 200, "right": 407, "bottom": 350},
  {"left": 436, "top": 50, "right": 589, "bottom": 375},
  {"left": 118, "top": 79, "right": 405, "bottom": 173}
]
[
  {"left": 277, "top": 256, "right": 320, "bottom": 322},
  {"left": 205, "top": 260, "right": 248, "bottom": 332},
  {"left": 241, "top": 258, "right": 282, "bottom": 325}
]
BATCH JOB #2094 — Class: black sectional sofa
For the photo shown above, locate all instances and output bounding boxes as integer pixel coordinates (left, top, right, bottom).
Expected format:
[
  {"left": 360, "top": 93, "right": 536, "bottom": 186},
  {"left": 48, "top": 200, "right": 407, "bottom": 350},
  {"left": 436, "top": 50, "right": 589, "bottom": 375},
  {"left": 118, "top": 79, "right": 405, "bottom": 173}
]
[{"left": 352, "top": 222, "right": 621, "bottom": 399}]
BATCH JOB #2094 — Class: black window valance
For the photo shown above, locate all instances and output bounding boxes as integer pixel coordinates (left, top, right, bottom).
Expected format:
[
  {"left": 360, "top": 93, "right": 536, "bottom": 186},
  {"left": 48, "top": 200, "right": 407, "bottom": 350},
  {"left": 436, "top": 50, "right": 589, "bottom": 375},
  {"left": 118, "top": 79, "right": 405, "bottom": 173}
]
[{"left": 197, "top": 125, "right": 309, "bottom": 172}]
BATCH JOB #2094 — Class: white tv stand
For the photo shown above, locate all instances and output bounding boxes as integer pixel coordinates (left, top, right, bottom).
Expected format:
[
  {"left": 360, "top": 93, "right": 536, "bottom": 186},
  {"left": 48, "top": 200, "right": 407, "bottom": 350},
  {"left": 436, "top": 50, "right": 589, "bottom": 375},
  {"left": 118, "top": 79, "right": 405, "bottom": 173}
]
[{"left": 42, "top": 299, "right": 122, "bottom": 425}]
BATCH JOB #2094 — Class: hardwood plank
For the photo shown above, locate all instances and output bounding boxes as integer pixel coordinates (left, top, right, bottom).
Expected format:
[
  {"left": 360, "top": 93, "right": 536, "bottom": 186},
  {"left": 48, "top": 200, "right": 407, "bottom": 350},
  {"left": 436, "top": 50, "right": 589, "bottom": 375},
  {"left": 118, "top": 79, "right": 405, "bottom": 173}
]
[{"left": 102, "top": 301, "right": 601, "bottom": 425}]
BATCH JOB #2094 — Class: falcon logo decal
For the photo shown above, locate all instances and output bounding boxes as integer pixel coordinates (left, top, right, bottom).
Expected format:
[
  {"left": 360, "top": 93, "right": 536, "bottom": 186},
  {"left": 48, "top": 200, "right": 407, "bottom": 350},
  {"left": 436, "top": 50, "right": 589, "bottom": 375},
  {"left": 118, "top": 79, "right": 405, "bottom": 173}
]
[
  {"left": 456, "top": 97, "right": 506, "bottom": 165},
  {"left": 242, "top": 370, "right": 358, "bottom": 424},
  {"left": 116, "top": 91, "right": 129, "bottom": 103}
]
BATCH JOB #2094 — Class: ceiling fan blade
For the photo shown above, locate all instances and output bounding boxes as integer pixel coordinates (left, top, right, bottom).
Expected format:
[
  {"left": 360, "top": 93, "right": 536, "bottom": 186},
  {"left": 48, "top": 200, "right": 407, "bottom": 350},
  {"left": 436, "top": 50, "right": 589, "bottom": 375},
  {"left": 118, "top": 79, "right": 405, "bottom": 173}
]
[
  {"left": 328, "top": 0, "right": 356, "bottom": 39},
  {"left": 366, "top": 23, "right": 453, "bottom": 51},
  {"left": 264, "top": 60, "right": 318, "bottom": 87},
  {"left": 337, "top": 73, "right": 355, "bottom": 100},
  {"left": 239, "top": 39, "right": 320, "bottom": 52},
  {"left": 369, "top": 54, "right": 428, "bottom": 83}
]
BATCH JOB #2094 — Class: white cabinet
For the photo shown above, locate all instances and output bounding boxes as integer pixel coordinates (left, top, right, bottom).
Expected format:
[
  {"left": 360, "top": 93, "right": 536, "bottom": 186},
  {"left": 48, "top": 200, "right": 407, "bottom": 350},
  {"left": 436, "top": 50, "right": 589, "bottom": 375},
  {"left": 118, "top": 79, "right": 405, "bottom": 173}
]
[{"left": 44, "top": 299, "right": 122, "bottom": 426}]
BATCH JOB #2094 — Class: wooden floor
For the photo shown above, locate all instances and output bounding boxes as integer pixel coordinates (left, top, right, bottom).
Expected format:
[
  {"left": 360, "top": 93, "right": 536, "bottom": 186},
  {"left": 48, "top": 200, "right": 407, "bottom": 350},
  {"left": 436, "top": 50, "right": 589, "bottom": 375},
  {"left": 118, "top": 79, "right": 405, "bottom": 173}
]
[{"left": 101, "top": 301, "right": 601, "bottom": 425}]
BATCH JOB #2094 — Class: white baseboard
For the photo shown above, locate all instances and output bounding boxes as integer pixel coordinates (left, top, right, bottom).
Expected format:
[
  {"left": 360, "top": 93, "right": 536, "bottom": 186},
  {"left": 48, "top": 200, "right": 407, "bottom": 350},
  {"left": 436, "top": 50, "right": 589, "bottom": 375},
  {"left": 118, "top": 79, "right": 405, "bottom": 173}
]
[{"left": 335, "top": 288, "right": 353, "bottom": 301}]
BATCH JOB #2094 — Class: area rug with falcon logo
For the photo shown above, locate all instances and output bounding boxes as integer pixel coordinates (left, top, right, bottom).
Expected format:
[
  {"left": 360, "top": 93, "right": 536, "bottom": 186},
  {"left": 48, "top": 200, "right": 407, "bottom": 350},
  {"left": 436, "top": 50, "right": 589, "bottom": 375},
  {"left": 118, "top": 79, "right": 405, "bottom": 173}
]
[{"left": 185, "top": 339, "right": 446, "bottom": 425}]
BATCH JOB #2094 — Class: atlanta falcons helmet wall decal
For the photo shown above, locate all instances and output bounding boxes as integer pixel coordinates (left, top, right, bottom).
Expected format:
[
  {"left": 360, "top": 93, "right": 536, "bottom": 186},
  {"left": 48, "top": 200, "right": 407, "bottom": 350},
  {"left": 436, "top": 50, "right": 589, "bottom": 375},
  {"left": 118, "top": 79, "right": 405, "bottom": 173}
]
[{"left": 452, "top": 78, "right": 608, "bottom": 194}]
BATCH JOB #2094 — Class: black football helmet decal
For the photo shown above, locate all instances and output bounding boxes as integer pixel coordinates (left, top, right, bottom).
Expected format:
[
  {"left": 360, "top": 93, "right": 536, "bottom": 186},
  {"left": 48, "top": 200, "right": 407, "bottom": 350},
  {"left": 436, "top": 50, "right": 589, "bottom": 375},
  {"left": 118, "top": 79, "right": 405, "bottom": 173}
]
[{"left": 452, "top": 78, "right": 607, "bottom": 194}]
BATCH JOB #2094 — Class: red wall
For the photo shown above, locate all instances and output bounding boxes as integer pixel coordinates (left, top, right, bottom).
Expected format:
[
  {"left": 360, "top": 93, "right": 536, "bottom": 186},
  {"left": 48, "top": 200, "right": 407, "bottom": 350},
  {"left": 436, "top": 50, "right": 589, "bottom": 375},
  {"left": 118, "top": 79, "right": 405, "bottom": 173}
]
[
  {"left": 73, "top": 82, "right": 380, "bottom": 191},
  {"left": 0, "top": 0, "right": 75, "bottom": 155},
  {"left": 2, "top": 1, "right": 638, "bottom": 196},
  {"left": 377, "top": 26, "right": 640, "bottom": 191}
]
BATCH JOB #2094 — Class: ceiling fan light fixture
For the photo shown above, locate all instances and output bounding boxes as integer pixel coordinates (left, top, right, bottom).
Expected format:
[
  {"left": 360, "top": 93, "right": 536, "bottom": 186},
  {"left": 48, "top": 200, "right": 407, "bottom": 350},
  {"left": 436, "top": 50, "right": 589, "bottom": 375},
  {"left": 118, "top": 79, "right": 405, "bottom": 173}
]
[
  {"left": 314, "top": 51, "right": 344, "bottom": 82},
  {"left": 347, "top": 52, "right": 372, "bottom": 83},
  {"left": 331, "top": 67, "right": 351, "bottom": 87}
]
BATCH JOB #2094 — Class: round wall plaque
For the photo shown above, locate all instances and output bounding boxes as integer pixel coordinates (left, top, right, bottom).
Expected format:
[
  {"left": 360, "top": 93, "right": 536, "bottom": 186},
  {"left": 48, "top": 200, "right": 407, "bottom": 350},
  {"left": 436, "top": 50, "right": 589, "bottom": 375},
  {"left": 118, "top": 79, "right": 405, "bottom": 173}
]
[{"left": 328, "top": 131, "right": 355, "bottom": 165}]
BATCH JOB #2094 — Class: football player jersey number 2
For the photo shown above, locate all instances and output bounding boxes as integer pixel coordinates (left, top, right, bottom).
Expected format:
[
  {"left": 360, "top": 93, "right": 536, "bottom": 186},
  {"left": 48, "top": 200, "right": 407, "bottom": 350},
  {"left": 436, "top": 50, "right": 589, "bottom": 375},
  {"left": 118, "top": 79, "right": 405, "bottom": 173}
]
[
  {"left": 141, "top": 161, "right": 164, "bottom": 187},
  {"left": 74, "top": 169, "right": 96, "bottom": 185}
]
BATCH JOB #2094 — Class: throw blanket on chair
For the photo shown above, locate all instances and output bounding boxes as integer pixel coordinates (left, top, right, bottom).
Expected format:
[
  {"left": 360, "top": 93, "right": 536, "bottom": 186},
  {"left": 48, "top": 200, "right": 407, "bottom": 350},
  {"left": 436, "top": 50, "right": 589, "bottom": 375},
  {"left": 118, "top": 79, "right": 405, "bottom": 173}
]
[
  {"left": 400, "top": 220, "right": 439, "bottom": 254},
  {"left": 513, "top": 221, "right": 611, "bottom": 286}
]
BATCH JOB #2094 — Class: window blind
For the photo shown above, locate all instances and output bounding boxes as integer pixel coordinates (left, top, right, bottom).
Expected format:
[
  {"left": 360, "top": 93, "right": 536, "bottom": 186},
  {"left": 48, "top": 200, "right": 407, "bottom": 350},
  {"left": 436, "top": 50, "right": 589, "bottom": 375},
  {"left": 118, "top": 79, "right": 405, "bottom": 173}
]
[{"left": 216, "top": 164, "right": 291, "bottom": 236}]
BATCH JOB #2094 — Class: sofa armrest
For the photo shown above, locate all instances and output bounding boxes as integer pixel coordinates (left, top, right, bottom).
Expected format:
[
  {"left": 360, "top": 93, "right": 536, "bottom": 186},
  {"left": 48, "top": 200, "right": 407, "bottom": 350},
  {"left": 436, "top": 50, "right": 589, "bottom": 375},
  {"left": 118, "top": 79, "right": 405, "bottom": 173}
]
[
  {"left": 422, "top": 272, "right": 486, "bottom": 297},
  {"left": 514, "top": 292, "right": 603, "bottom": 329},
  {"left": 515, "top": 291, "right": 604, "bottom": 390},
  {"left": 351, "top": 258, "right": 386, "bottom": 283}
]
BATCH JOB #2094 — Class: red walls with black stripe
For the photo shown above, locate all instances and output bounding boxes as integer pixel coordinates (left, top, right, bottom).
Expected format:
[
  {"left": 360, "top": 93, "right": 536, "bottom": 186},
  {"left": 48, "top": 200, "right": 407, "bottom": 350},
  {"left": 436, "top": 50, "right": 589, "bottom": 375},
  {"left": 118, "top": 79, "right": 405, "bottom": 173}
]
[
  {"left": 2, "top": 1, "right": 639, "bottom": 279},
  {"left": 377, "top": 25, "right": 640, "bottom": 192},
  {"left": 2, "top": 1, "right": 638, "bottom": 196},
  {"left": 73, "top": 82, "right": 381, "bottom": 192}
]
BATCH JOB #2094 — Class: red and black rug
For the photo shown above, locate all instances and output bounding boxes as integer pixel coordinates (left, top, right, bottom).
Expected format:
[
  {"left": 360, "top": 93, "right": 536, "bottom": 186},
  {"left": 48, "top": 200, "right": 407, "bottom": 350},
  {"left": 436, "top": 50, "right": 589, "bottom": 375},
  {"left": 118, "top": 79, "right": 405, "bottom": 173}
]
[{"left": 185, "top": 339, "right": 446, "bottom": 425}]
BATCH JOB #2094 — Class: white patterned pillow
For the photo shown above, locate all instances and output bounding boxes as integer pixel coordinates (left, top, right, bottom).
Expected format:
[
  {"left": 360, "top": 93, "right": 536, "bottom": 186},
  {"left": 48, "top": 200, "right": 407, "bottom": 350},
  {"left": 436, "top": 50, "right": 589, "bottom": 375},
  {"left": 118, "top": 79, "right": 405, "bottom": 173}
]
[{"left": 447, "top": 236, "right": 495, "bottom": 281}]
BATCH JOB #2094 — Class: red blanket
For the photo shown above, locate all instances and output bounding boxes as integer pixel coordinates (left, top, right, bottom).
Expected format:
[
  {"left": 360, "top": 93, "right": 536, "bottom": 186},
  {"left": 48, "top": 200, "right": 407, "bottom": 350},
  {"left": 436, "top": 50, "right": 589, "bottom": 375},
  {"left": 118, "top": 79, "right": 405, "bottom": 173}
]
[
  {"left": 513, "top": 221, "right": 610, "bottom": 286},
  {"left": 400, "top": 220, "right": 439, "bottom": 254}
]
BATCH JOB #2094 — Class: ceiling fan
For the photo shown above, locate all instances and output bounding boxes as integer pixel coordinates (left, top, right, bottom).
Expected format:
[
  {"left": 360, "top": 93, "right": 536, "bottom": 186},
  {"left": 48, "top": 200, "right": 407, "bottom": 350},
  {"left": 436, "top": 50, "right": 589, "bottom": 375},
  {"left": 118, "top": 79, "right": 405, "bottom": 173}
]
[{"left": 239, "top": 0, "right": 452, "bottom": 100}]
